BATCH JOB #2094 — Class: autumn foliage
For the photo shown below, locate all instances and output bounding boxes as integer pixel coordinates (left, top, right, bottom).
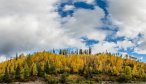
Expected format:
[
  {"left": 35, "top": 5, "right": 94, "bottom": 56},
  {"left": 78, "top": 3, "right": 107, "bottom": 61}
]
[{"left": 0, "top": 50, "right": 146, "bottom": 83}]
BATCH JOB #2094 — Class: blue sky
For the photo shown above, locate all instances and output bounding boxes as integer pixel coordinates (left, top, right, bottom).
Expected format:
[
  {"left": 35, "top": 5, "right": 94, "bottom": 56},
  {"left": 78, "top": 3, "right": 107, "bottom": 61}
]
[{"left": 0, "top": 0, "right": 146, "bottom": 62}]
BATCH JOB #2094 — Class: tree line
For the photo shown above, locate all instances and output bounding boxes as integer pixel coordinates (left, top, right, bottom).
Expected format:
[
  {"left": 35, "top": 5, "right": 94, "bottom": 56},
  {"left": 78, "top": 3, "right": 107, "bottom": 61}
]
[
  {"left": 52, "top": 48, "right": 92, "bottom": 55},
  {"left": 0, "top": 49, "right": 146, "bottom": 83}
]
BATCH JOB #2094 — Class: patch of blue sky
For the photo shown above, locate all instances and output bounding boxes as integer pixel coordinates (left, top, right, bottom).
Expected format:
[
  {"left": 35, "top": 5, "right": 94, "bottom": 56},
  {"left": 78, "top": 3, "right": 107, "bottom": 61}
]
[
  {"left": 74, "top": 2, "right": 95, "bottom": 10},
  {"left": 57, "top": 1, "right": 96, "bottom": 17},
  {"left": 57, "top": 2, "right": 74, "bottom": 17},
  {"left": 118, "top": 47, "right": 146, "bottom": 62},
  {"left": 95, "top": 0, "right": 108, "bottom": 16},
  {"left": 105, "top": 36, "right": 125, "bottom": 43},
  {"left": 81, "top": 36, "right": 99, "bottom": 47},
  {"left": 99, "top": 25, "right": 119, "bottom": 32},
  {"left": 130, "top": 53, "right": 146, "bottom": 62},
  {"left": 100, "top": 25, "right": 123, "bottom": 43},
  {"left": 119, "top": 47, "right": 134, "bottom": 54},
  {"left": 129, "top": 33, "right": 144, "bottom": 43}
]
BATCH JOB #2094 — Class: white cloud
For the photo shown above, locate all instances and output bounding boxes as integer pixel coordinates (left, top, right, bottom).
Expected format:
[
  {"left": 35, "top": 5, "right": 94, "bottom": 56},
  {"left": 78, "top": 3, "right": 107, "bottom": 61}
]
[
  {"left": 76, "top": 0, "right": 95, "bottom": 4},
  {"left": 92, "top": 39, "right": 136, "bottom": 54},
  {"left": 87, "top": 31, "right": 106, "bottom": 41},
  {"left": 0, "top": 0, "right": 106, "bottom": 60},
  {"left": 92, "top": 42, "right": 118, "bottom": 54},
  {"left": 135, "top": 48, "right": 146, "bottom": 54},
  {"left": 64, "top": 5, "right": 75, "bottom": 11},
  {"left": 63, "top": 7, "right": 105, "bottom": 41},
  {"left": 0, "top": 55, "right": 6, "bottom": 62},
  {"left": 134, "top": 38, "right": 146, "bottom": 54},
  {"left": 0, "top": 0, "right": 87, "bottom": 57},
  {"left": 139, "top": 57, "right": 143, "bottom": 60},
  {"left": 86, "top": 0, "right": 95, "bottom": 4},
  {"left": 117, "top": 39, "right": 135, "bottom": 50},
  {"left": 108, "top": 0, "right": 146, "bottom": 54}
]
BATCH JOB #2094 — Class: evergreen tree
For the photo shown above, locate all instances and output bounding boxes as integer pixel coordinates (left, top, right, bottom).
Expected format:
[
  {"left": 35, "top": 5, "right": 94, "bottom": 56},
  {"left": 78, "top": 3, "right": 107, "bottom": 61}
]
[
  {"left": 59, "top": 49, "right": 62, "bottom": 55},
  {"left": 15, "top": 64, "right": 21, "bottom": 80},
  {"left": 53, "top": 49, "right": 55, "bottom": 53},
  {"left": 3, "top": 67, "right": 10, "bottom": 82},
  {"left": 84, "top": 50, "right": 89, "bottom": 54},
  {"left": 44, "top": 61, "right": 50, "bottom": 74},
  {"left": 37, "top": 63, "right": 43, "bottom": 77},
  {"left": 89, "top": 47, "right": 92, "bottom": 55},
  {"left": 79, "top": 49, "right": 83, "bottom": 54},
  {"left": 75, "top": 49, "right": 79, "bottom": 55},
  {"left": 16, "top": 53, "right": 18, "bottom": 60}
]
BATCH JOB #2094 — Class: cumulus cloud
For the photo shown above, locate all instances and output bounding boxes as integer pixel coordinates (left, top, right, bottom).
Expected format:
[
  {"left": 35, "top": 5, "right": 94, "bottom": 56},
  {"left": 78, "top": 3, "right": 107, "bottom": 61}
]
[
  {"left": 0, "top": 0, "right": 86, "bottom": 57},
  {"left": 108, "top": 0, "right": 146, "bottom": 54},
  {"left": 92, "top": 42, "right": 118, "bottom": 54},
  {"left": 0, "top": 0, "right": 106, "bottom": 60},
  {"left": 117, "top": 39, "right": 135, "bottom": 50},
  {"left": 62, "top": 7, "right": 105, "bottom": 41}
]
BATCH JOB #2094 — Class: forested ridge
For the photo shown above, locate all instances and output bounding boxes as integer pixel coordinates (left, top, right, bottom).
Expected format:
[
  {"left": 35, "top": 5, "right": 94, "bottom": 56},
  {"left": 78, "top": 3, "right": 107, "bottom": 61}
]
[{"left": 0, "top": 49, "right": 146, "bottom": 83}]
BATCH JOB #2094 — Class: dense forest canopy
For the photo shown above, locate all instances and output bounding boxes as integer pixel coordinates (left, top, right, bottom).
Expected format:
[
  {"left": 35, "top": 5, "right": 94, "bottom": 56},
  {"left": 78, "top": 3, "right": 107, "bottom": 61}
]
[{"left": 0, "top": 49, "right": 146, "bottom": 83}]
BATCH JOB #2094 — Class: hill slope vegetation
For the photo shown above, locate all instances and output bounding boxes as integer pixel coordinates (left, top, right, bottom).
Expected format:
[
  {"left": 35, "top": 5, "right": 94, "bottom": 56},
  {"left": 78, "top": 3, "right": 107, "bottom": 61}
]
[{"left": 0, "top": 50, "right": 146, "bottom": 83}]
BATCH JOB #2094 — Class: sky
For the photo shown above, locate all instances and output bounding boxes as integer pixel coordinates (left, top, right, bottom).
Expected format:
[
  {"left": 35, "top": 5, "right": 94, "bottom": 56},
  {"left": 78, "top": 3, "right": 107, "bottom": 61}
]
[{"left": 0, "top": 0, "right": 146, "bottom": 62}]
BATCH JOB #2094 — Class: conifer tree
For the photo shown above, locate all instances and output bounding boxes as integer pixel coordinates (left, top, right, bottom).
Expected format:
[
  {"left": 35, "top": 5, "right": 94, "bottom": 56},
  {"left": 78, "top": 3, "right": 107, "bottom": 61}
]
[
  {"left": 37, "top": 63, "right": 43, "bottom": 77},
  {"left": 89, "top": 47, "right": 92, "bottom": 55},
  {"left": 79, "top": 49, "right": 83, "bottom": 54},
  {"left": 16, "top": 53, "right": 18, "bottom": 60},
  {"left": 75, "top": 49, "right": 79, "bottom": 55},
  {"left": 53, "top": 49, "right": 55, "bottom": 53},
  {"left": 15, "top": 64, "right": 21, "bottom": 80},
  {"left": 59, "top": 49, "right": 62, "bottom": 55},
  {"left": 3, "top": 67, "right": 10, "bottom": 82},
  {"left": 44, "top": 61, "right": 50, "bottom": 74}
]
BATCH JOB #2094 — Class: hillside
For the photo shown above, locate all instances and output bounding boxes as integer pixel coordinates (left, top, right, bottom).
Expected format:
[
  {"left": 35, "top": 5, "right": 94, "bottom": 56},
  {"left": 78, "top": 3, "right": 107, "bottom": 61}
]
[{"left": 0, "top": 51, "right": 146, "bottom": 83}]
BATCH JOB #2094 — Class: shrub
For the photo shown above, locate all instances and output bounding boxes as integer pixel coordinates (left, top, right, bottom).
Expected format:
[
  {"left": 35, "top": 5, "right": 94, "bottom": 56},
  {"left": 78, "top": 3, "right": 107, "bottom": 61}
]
[
  {"left": 118, "top": 73, "right": 132, "bottom": 82},
  {"left": 60, "top": 72, "right": 69, "bottom": 83},
  {"left": 142, "top": 74, "right": 146, "bottom": 81},
  {"left": 44, "top": 74, "right": 59, "bottom": 84}
]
